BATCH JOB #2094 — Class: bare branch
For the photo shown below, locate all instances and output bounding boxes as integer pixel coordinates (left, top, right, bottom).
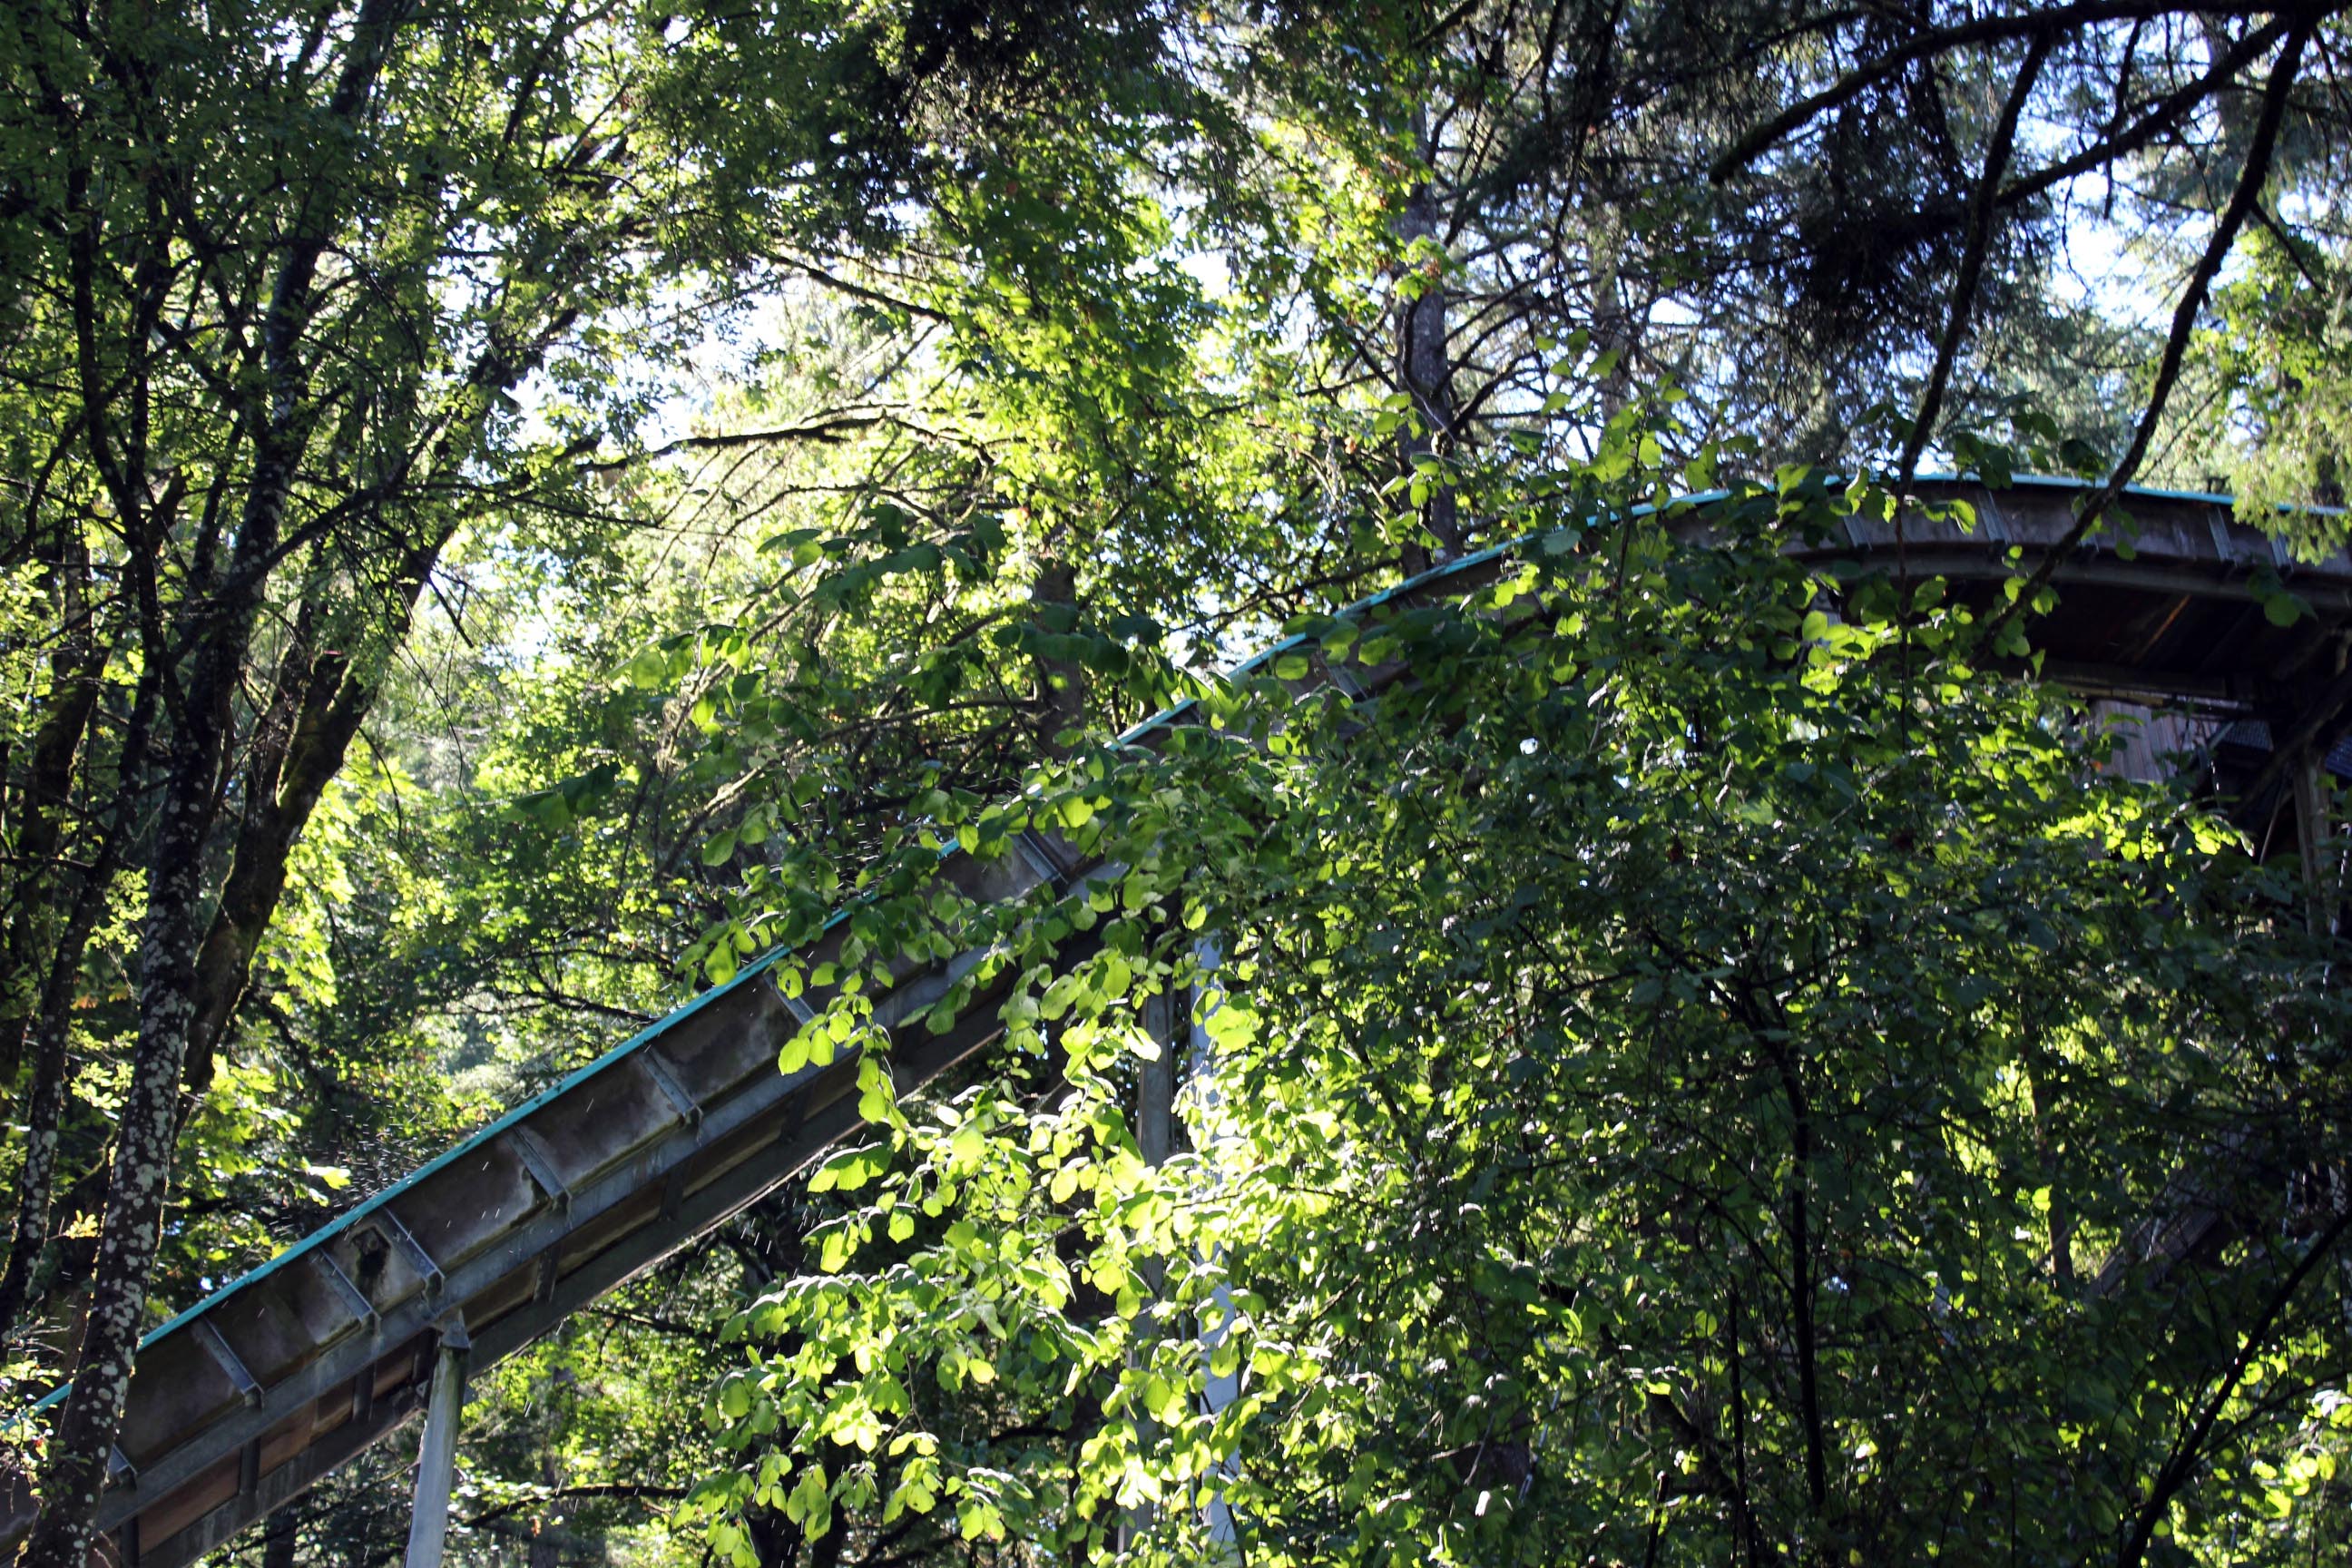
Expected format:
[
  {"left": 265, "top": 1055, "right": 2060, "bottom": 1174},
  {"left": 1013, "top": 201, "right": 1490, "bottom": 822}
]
[
  {"left": 581, "top": 411, "right": 896, "bottom": 473},
  {"left": 1984, "top": 18, "right": 2315, "bottom": 647},
  {"left": 1896, "top": 34, "right": 2053, "bottom": 495},
  {"left": 1994, "top": 15, "right": 2296, "bottom": 212},
  {"left": 1710, "top": 1, "right": 2284, "bottom": 183},
  {"left": 460, "top": 1483, "right": 687, "bottom": 1531}
]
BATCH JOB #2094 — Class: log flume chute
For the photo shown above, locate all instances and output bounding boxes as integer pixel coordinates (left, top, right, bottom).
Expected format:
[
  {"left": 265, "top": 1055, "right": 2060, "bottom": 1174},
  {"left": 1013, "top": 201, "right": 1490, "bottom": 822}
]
[{"left": 8, "top": 477, "right": 2348, "bottom": 1568}]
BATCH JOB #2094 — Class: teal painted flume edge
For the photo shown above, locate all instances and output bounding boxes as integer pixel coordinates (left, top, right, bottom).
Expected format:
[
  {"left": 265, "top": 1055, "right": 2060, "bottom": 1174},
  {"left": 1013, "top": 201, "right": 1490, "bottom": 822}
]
[
  {"left": 17, "top": 935, "right": 808, "bottom": 1415},
  {"left": 1999, "top": 471, "right": 2345, "bottom": 515},
  {"left": 13, "top": 470, "right": 2297, "bottom": 1419}
]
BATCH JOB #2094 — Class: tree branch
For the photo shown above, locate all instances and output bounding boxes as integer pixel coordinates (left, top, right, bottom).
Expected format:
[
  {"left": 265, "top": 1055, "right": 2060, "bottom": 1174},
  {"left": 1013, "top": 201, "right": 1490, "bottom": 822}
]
[
  {"left": 1710, "top": 1, "right": 2286, "bottom": 183},
  {"left": 460, "top": 1482, "right": 687, "bottom": 1530},
  {"left": 1994, "top": 16, "right": 2296, "bottom": 213},
  {"left": 1981, "top": 18, "right": 2314, "bottom": 649},
  {"left": 580, "top": 411, "right": 893, "bottom": 473},
  {"left": 1896, "top": 33, "right": 2053, "bottom": 495},
  {"left": 2118, "top": 1204, "right": 2352, "bottom": 1568}
]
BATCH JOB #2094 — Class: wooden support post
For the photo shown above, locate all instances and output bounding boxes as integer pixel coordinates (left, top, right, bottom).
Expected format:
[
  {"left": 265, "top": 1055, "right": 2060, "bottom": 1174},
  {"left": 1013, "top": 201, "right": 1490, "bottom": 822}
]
[
  {"left": 1119, "top": 984, "right": 1183, "bottom": 1555},
  {"left": 2292, "top": 750, "right": 2337, "bottom": 937},
  {"left": 404, "top": 1315, "right": 470, "bottom": 1568},
  {"left": 1138, "top": 986, "right": 1176, "bottom": 1172},
  {"left": 1191, "top": 939, "right": 1240, "bottom": 1553}
]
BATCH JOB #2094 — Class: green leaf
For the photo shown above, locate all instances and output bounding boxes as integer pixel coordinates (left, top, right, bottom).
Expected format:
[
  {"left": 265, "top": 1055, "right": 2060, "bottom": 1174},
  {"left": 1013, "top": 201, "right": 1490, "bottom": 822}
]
[{"left": 2262, "top": 590, "right": 2310, "bottom": 627}]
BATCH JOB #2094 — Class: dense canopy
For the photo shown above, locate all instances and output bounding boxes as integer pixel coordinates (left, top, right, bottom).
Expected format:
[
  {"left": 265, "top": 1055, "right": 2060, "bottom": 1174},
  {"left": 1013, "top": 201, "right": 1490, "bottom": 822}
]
[{"left": 3, "top": 2, "right": 2351, "bottom": 1565}]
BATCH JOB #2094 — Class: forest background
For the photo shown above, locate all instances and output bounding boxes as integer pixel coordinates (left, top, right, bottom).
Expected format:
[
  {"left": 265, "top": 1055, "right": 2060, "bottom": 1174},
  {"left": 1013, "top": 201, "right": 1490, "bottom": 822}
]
[{"left": 5, "top": 1, "right": 2352, "bottom": 1563}]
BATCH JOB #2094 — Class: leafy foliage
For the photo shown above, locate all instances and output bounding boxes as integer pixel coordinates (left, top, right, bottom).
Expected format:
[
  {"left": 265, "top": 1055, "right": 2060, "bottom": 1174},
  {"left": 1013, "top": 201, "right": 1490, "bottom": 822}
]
[
  {"left": 692, "top": 461, "right": 2352, "bottom": 1566},
  {"left": 9, "top": 4, "right": 2352, "bottom": 1565}
]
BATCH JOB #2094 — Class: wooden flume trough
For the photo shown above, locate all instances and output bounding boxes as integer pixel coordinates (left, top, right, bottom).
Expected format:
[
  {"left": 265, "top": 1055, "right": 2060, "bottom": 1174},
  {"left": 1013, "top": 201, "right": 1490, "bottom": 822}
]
[{"left": 7, "top": 477, "right": 2347, "bottom": 1568}]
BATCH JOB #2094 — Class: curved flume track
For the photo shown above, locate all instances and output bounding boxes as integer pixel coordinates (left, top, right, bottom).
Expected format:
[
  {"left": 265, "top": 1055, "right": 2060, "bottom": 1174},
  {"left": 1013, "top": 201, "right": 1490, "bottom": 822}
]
[{"left": 11, "top": 478, "right": 2348, "bottom": 1568}]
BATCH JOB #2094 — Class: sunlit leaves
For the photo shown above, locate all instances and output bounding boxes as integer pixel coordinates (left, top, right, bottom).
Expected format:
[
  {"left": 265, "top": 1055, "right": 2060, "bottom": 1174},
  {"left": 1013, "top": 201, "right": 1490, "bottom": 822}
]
[{"left": 688, "top": 450, "right": 2352, "bottom": 1568}]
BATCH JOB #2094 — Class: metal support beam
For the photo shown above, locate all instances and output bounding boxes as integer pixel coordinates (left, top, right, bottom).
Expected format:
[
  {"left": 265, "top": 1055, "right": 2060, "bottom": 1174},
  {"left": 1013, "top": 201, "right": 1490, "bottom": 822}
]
[
  {"left": 1137, "top": 985, "right": 1176, "bottom": 1171},
  {"left": 1015, "top": 830, "right": 1070, "bottom": 891},
  {"left": 1120, "top": 984, "right": 1182, "bottom": 1554},
  {"left": 317, "top": 1250, "right": 380, "bottom": 1334},
  {"left": 506, "top": 1126, "right": 573, "bottom": 1214},
  {"left": 376, "top": 1211, "right": 444, "bottom": 1300},
  {"left": 642, "top": 1051, "right": 704, "bottom": 1127},
  {"left": 193, "top": 1320, "right": 260, "bottom": 1408},
  {"left": 403, "top": 1316, "right": 470, "bottom": 1568}
]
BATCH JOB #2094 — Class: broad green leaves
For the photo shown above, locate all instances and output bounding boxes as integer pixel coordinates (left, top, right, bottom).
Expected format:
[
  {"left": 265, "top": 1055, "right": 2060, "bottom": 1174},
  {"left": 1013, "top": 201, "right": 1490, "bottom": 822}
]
[{"left": 694, "top": 456, "right": 2352, "bottom": 1567}]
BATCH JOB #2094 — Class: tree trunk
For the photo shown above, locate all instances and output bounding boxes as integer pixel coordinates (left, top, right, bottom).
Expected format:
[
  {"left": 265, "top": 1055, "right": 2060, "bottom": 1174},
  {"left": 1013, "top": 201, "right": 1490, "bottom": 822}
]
[
  {"left": 23, "top": 83, "right": 348, "bottom": 1543},
  {"left": 22, "top": 682, "right": 235, "bottom": 1568},
  {"left": 1588, "top": 217, "right": 1637, "bottom": 427},
  {"left": 181, "top": 539, "right": 443, "bottom": 1097},
  {"left": 0, "top": 670, "right": 155, "bottom": 1348},
  {"left": 0, "top": 960, "right": 92, "bottom": 1349},
  {"left": 0, "top": 631, "right": 105, "bottom": 1088},
  {"left": 261, "top": 1505, "right": 299, "bottom": 1568},
  {"left": 1030, "top": 555, "right": 1087, "bottom": 755},
  {"left": 1396, "top": 111, "right": 1464, "bottom": 575}
]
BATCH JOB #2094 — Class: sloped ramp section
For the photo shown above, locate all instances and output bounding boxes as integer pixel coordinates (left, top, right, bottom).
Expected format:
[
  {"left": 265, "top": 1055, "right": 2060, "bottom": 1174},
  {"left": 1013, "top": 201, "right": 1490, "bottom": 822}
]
[{"left": 52, "top": 828, "right": 1089, "bottom": 1568}]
